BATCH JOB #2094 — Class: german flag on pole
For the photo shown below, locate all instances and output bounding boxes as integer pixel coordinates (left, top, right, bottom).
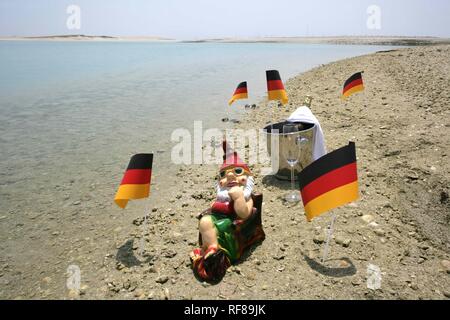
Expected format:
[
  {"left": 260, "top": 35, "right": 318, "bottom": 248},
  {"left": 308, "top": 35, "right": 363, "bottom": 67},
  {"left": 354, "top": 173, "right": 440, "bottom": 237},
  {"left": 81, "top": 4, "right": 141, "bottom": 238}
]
[
  {"left": 228, "top": 82, "right": 248, "bottom": 106},
  {"left": 266, "top": 70, "right": 288, "bottom": 105},
  {"left": 114, "top": 153, "right": 153, "bottom": 209},
  {"left": 342, "top": 72, "right": 364, "bottom": 99},
  {"left": 298, "top": 142, "right": 358, "bottom": 222}
]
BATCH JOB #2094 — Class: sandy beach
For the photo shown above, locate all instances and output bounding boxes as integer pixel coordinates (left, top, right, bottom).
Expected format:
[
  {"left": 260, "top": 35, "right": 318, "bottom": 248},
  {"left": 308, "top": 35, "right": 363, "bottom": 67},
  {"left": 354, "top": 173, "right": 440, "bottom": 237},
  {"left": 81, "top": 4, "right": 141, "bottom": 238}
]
[{"left": 1, "top": 44, "right": 449, "bottom": 300}]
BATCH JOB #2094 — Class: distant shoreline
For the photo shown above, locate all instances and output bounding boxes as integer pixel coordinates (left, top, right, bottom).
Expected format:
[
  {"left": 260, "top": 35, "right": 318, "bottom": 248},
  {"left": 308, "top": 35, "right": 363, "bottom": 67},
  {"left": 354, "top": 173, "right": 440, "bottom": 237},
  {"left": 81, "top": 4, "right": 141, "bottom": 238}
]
[
  {"left": 0, "top": 35, "right": 177, "bottom": 42},
  {"left": 1, "top": 35, "right": 450, "bottom": 46}
]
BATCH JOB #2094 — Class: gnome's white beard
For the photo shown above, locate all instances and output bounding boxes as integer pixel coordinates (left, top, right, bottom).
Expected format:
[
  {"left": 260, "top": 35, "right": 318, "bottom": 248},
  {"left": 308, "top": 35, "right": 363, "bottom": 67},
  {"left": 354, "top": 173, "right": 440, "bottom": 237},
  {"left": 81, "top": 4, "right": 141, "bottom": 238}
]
[{"left": 216, "top": 176, "right": 254, "bottom": 202}]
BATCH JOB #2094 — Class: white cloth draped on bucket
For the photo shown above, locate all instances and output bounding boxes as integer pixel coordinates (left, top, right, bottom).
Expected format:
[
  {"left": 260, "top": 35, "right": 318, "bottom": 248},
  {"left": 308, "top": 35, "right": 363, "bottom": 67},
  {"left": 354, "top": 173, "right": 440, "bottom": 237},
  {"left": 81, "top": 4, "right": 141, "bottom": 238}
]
[{"left": 287, "top": 106, "right": 327, "bottom": 160}]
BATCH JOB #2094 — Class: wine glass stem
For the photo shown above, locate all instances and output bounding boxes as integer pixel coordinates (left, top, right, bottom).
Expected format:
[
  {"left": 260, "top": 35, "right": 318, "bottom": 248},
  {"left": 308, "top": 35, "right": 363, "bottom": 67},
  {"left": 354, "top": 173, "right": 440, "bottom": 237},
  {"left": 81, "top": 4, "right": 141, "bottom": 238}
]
[{"left": 290, "top": 166, "right": 295, "bottom": 192}]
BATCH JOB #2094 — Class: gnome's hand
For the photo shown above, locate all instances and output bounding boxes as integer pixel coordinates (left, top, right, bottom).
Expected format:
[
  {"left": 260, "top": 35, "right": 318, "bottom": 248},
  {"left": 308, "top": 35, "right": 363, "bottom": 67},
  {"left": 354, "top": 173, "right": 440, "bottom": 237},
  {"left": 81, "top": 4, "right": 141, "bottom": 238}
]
[{"left": 228, "top": 186, "right": 245, "bottom": 201}]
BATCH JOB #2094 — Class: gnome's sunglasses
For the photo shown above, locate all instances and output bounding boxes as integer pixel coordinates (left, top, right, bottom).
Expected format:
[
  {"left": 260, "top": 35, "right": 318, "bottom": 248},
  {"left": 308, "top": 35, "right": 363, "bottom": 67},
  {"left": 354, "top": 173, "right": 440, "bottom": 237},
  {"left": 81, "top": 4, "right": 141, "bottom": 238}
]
[{"left": 219, "top": 167, "right": 245, "bottom": 178}]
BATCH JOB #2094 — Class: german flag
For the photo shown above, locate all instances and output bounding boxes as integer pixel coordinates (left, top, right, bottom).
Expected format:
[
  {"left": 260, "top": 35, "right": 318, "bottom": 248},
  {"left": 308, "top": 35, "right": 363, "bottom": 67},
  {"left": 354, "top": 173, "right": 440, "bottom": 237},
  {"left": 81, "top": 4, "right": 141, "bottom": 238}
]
[
  {"left": 266, "top": 70, "right": 288, "bottom": 105},
  {"left": 298, "top": 142, "right": 358, "bottom": 221},
  {"left": 114, "top": 153, "right": 153, "bottom": 209},
  {"left": 228, "top": 82, "right": 248, "bottom": 106},
  {"left": 342, "top": 72, "right": 364, "bottom": 99}
]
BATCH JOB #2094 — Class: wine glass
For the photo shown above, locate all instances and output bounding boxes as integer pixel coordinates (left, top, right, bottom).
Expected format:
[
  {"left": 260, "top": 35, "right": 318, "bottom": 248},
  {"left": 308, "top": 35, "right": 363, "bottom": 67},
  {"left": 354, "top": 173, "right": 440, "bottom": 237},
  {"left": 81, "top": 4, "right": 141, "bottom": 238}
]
[{"left": 283, "top": 124, "right": 301, "bottom": 203}]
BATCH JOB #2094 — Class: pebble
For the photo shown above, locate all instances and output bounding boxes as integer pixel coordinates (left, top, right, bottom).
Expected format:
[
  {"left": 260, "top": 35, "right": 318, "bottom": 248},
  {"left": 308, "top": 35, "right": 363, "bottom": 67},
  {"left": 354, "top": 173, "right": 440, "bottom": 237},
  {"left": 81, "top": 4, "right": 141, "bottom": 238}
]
[
  {"left": 405, "top": 171, "right": 419, "bottom": 180},
  {"left": 231, "top": 266, "right": 242, "bottom": 274},
  {"left": 163, "top": 288, "right": 171, "bottom": 300},
  {"left": 79, "top": 285, "right": 88, "bottom": 295},
  {"left": 163, "top": 249, "right": 177, "bottom": 258},
  {"left": 351, "top": 279, "right": 361, "bottom": 286},
  {"left": 313, "top": 236, "right": 325, "bottom": 244},
  {"left": 68, "top": 289, "right": 79, "bottom": 299},
  {"left": 155, "top": 275, "right": 169, "bottom": 284},
  {"left": 147, "top": 291, "right": 155, "bottom": 300},
  {"left": 42, "top": 277, "right": 52, "bottom": 284},
  {"left": 335, "top": 237, "right": 351, "bottom": 247},
  {"left": 172, "top": 232, "right": 182, "bottom": 239},
  {"left": 444, "top": 291, "right": 450, "bottom": 298},
  {"left": 440, "top": 260, "right": 450, "bottom": 273},
  {"left": 134, "top": 289, "right": 145, "bottom": 298},
  {"left": 273, "top": 252, "right": 285, "bottom": 260},
  {"left": 107, "top": 281, "right": 121, "bottom": 293},
  {"left": 116, "top": 262, "right": 125, "bottom": 271},
  {"left": 339, "top": 260, "right": 351, "bottom": 268},
  {"left": 144, "top": 266, "right": 158, "bottom": 274},
  {"left": 368, "top": 221, "right": 379, "bottom": 228},
  {"left": 361, "top": 214, "right": 375, "bottom": 224},
  {"left": 374, "top": 229, "right": 385, "bottom": 237}
]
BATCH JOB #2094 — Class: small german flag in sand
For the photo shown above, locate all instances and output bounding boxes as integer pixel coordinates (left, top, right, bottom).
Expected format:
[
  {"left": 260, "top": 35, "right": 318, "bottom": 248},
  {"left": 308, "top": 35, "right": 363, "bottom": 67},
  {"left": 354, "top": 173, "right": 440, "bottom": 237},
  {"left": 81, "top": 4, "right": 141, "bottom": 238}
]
[
  {"left": 228, "top": 82, "right": 248, "bottom": 106},
  {"left": 115, "top": 153, "right": 153, "bottom": 209},
  {"left": 298, "top": 142, "right": 358, "bottom": 221},
  {"left": 342, "top": 72, "right": 364, "bottom": 99},
  {"left": 266, "top": 70, "right": 288, "bottom": 105}
]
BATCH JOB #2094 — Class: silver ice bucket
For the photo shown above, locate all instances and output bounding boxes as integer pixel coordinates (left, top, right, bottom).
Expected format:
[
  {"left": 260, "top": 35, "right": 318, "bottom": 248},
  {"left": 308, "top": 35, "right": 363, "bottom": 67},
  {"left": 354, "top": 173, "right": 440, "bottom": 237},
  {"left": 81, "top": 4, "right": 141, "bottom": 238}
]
[{"left": 263, "top": 121, "right": 315, "bottom": 180}]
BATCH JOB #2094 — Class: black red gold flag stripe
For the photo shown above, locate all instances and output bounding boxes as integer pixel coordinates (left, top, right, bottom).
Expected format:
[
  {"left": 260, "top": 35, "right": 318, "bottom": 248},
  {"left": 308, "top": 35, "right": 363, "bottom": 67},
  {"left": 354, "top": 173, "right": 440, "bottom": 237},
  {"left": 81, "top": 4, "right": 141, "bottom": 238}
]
[
  {"left": 115, "top": 153, "right": 153, "bottom": 209},
  {"left": 298, "top": 142, "right": 358, "bottom": 221},
  {"left": 342, "top": 72, "right": 364, "bottom": 99},
  {"left": 228, "top": 81, "right": 248, "bottom": 106},
  {"left": 266, "top": 70, "right": 288, "bottom": 105}
]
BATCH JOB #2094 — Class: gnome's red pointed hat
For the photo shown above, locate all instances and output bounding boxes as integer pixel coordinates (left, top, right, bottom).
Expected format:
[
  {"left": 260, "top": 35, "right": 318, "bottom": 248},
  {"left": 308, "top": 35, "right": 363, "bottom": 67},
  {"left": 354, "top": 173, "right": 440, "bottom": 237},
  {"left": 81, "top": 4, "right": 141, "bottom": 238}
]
[{"left": 220, "top": 140, "right": 252, "bottom": 175}]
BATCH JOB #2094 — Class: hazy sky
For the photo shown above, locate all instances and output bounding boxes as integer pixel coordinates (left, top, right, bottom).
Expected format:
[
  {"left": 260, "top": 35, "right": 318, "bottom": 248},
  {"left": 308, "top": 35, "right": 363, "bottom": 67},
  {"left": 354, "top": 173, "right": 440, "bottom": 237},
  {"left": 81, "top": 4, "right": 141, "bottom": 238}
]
[{"left": 1, "top": 0, "right": 449, "bottom": 39}]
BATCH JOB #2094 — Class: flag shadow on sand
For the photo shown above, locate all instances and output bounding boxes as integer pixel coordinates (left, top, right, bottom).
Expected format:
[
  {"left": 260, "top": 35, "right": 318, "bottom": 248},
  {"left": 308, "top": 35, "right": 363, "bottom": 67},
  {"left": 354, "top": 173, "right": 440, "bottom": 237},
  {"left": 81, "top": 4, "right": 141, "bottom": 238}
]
[
  {"left": 116, "top": 239, "right": 152, "bottom": 267},
  {"left": 303, "top": 254, "right": 356, "bottom": 278}
]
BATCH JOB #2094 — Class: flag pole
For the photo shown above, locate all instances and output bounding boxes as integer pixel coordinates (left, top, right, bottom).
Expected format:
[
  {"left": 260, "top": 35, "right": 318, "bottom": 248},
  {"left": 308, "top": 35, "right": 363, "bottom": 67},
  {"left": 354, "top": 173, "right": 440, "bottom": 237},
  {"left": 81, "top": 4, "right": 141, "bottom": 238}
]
[
  {"left": 321, "top": 211, "right": 337, "bottom": 265},
  {"left": 270, "top": 100, "right": 275, "bottom": 132},
  {"left": 139, "top": 201, "right": 151, "bottom": 258},
  {"left": 139, "top": 152, "right": 154, "bottom": 258}
]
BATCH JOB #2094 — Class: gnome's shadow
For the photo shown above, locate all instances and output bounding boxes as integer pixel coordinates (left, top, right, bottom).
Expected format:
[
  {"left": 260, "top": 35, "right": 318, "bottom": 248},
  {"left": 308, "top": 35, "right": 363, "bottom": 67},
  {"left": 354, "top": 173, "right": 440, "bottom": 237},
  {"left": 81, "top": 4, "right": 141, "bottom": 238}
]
[
  {"left": 235, "top": 240, "right": 264, "bottom": 266},
  {"left": 116, "top": 239, "right": 151, "bottom": 267},
  {"left": 303, "top": 255, "right": 356, "bottom": 278}
]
